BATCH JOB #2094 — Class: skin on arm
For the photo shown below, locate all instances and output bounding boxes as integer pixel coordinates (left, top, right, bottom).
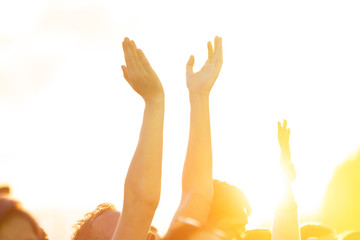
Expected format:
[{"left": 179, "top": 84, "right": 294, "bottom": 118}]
[
  {"left": 277, "top": 119, "right": 296, "bottom": 207},
  {"left": 112, "top": 38, "right": 165, "bottom": 240},
  {"left": 272, "top": 120, "right": 300, "bottom": 240},
  {"left": 167, "top": 37, "right": 223, "bottom": 233}
]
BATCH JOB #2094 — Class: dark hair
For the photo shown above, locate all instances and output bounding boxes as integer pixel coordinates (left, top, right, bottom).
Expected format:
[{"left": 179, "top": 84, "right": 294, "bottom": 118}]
[
  {"left": 164, "top": 223, "right": 200, "bottom": 240},
  {"left": 0, "top": 197, "right": 48, "bottom": 240},
  {"left": 0, "top": 186, "right": 10, "bottom": 195},
  {"left": 243, "top": 229, "right": 271, "bottom": 240},
  {"left": 300, "top": 223, "right": 336, "bottom": 240},
  {"left": 208, "top": 180, "right": 251, "bottom": 227},
  {"left": 72, "top": 202, "right": 116, "bottom": 240}
]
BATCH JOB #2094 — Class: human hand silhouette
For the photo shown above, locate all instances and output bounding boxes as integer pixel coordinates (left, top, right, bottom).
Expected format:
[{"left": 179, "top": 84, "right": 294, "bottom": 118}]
[
  {"left": 122, "top": 38, "right": 164, "bottom": 103},
  {"left": 278, "top": 120, "right": 290, "bottom": 152},
  {"left": 277, "top": 120, "right": 295, "bottom": 182},
  {"left": 186, "top": 36, "right": 223, "bottom": 96}
]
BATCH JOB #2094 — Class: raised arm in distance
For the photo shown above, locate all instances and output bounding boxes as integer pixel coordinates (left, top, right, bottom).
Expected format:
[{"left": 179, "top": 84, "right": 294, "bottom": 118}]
[{"left": 272, "top": 120, "right": 300, "bottom": 240}]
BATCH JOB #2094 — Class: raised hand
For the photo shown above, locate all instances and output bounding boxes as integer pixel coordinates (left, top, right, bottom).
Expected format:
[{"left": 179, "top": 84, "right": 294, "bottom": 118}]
[
  {"left": 122, "top": 38, "right": 164, "bottom": 102},
  {"left": 277, "top": 120, "right": 290, "bottom": 153},
  {"left": 277, "top": 120, "right": 295, "bottom": 182},
  {"left": 186, "top": 36, "right": 223, "bottom": 96},
  {"left": 273, "top": 120, "right": 300, "bottom": 240},
  {"left": 112, "top": 38, "right": 164, "bottom": 240}
]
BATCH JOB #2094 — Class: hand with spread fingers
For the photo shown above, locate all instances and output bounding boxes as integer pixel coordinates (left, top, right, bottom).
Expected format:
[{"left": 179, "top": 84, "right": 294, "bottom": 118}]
[
  {"left": 122, "top": 38, "right": 164, "bottom": 102},
  {"left": 277, "top": 120, "right": 295, "bottom": 182},
  {"left": 277, "top": 120, "right": 290, "bottom": 154},
  {"left": 186, "top": 36, "right": 223, "bottom": 96}
]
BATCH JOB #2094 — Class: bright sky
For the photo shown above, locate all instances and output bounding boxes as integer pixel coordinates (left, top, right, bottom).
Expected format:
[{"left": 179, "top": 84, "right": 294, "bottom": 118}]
[{"left": 1, "top": 0, "right": 360, "bottom": 239}]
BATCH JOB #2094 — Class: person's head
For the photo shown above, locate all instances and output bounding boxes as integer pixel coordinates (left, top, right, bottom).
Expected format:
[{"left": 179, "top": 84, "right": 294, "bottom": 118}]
[
  {"left": 0, "top": 186, "right": 10, "bottom": 198},
  {"left": 72, "top": 203, "right": 119, "bottom": 240},
  {"left": 165, "top": 222, "right": 246, "bottom": 240},
  {"left": 207, "top": 180, "right": 251, "bottom": 236},
  {"left": 243, "top": 229, "right": 271, "bottom": 240},
  {"left": 320, "top": 151, "right": 360, "bottom": 232},
  {"left": 340, "top": 231, "right": 360, "bottom": 240},
  {"left": 0, "top": 198, "right": 48, "bottom": 240},
  {"left": 165, "top": 180, "right": 251, "bottom": 240},
  {"left": 73, "top": 203, "right": 159, "bottom": 240},
  {"left": 301, "top": 223, "right": 337, "bottom": 240},
  {"left": 165, "top": 224, "right": 272, "bottom": 240}
]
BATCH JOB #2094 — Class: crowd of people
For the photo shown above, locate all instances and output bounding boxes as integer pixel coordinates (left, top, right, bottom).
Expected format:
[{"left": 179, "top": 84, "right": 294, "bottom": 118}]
[{"left": 0, "top": 36, "right": 359, "bottom": 240}]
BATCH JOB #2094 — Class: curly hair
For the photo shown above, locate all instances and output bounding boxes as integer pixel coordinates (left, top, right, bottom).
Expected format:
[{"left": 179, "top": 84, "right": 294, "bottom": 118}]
[
  {"left": 72, "top": 202, "right": 116, "bottom": 240},
  {"left": 0, "top": 197, "right": 48, "bottom": 240}
]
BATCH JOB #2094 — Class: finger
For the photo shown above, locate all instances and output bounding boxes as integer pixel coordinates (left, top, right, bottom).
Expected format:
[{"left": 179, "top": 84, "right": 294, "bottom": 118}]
[
  {"left": 287, "top": 128, "right": 291, "bottom": 138},
  {"left": 212, "top": 37, "right": 218, "bottom": 64},
  {"left": 123, "top": 38, "right": 136, "bottom": 72},
  {"left": 206, "top": 41, "right": 214, "bottom": 64},
  {"left": 131, "top": 40, "right": 137, "bottom": 48},
  {"left": 277, "top": 121, "right": 282, "bottom": 140},
  {"left": 283, "top": 119, "right": 287, "bottom": 130},
  {"left": 213, "top": 36, "right": 221, "bottom": 64},
  {"left": 215, "top": 36, "right": 223, "bottom": 65},
  {"left": 130, "top": 40, "right": 142, "bottom": 71},
  {"left": 186, "top": 55, "right": 194, "bottom": 76},
  {"left": 121, "top": 65, "right": 130, "bottom": 82},
  {"left": 137, "top": 49, "right": 152, "bottom": 72}
]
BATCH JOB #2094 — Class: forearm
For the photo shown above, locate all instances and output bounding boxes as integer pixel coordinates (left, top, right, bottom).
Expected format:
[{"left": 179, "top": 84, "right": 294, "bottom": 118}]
[
  {"left": 114, "top": 97, "right": 164, "bottom": 240},
  {"left": 273, "top": 171, "right": 299, "bottom": 240},
  {"left": 124, "top": 96, "right": 164, "bottom": 208},
  {"left": 182, "top": 93, "right": 213, "bottom": 200},
  {"left": 278, "top": 183, "right": 297, "bottom": 211},
  {"left": 280, "top": 147, "right": 291, "bottom": 163},
  {"left": 167, "top": 93, "right": 213, "bottom": 228},
  {"left": 272, "top": 204, "right": 300, "bottom": 240}
]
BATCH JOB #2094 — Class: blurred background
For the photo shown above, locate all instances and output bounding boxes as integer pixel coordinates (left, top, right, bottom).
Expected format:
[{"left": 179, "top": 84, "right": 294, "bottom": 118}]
[{"left": 1, "top": 0, "right": 360, "bottom": 239}]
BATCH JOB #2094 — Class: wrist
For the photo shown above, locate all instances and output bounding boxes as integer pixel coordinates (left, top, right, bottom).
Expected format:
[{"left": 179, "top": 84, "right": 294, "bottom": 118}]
[
  {"left": 144, "top": 93, "right": 165, "bottom": 106},
  {"left": 189, "top": 92, "right": 210, "bottom": 103}
]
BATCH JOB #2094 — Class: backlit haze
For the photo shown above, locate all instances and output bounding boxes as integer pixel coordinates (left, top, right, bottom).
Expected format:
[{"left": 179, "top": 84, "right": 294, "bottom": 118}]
[{"left": 1, "top": 0, "right": 360, "bottom": 239}]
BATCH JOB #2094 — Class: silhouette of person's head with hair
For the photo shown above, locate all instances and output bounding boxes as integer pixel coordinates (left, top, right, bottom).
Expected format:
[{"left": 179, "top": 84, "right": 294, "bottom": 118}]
[
  {"left": 341, "top": 231, "right": 360, "bottom": 240},
  {"left": 0, "top": 186, "right": 10, "bottom": 198},
  {"left": 0, "top": 197, "right": 48, "bottom": 240},
  {"left": 300, "top": 223, "right": 337, "bottom": 240},
  {"left": 243, "top": 229, "right": 271, "bottom": 240},
  {"left": 320, "top": 150, "right": 360, "bottom": 233},
  {"left": 207, "top": 180, "right": 251, "bottom": 235},
  {"left": 165, "top": 180, "right": 251, "bottom": 240},
  {"left": 72, "top": 203, "right": 118, "bottom": 240},
  {"left": 73, "top": 203, "right": 159, "bottom": 240}
]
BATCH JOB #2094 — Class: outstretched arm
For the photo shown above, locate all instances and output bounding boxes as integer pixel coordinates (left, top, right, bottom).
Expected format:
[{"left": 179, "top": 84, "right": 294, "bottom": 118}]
[
  {"left": 272, "top": 120, "right": 300, "bottom": 240},
  {"left": 112, "top": 38, "right": 164, "bottom": 240},
  {"left": 167, "top": 37, "right": 223, "bottom": 233}
]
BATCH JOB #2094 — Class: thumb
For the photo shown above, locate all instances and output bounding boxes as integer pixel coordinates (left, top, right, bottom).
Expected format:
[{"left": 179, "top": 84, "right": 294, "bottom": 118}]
[
  {"left": 186, "top": 55, "right": 194, "bottom": 76},
  {"left": 121, "top": 65, "right": 130, "bottom": 82}
]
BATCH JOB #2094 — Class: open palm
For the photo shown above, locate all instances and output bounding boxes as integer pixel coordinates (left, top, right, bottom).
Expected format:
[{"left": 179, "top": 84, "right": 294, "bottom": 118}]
[{"left": 186, "top": 36, "right": 223, "bottom": 95}]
